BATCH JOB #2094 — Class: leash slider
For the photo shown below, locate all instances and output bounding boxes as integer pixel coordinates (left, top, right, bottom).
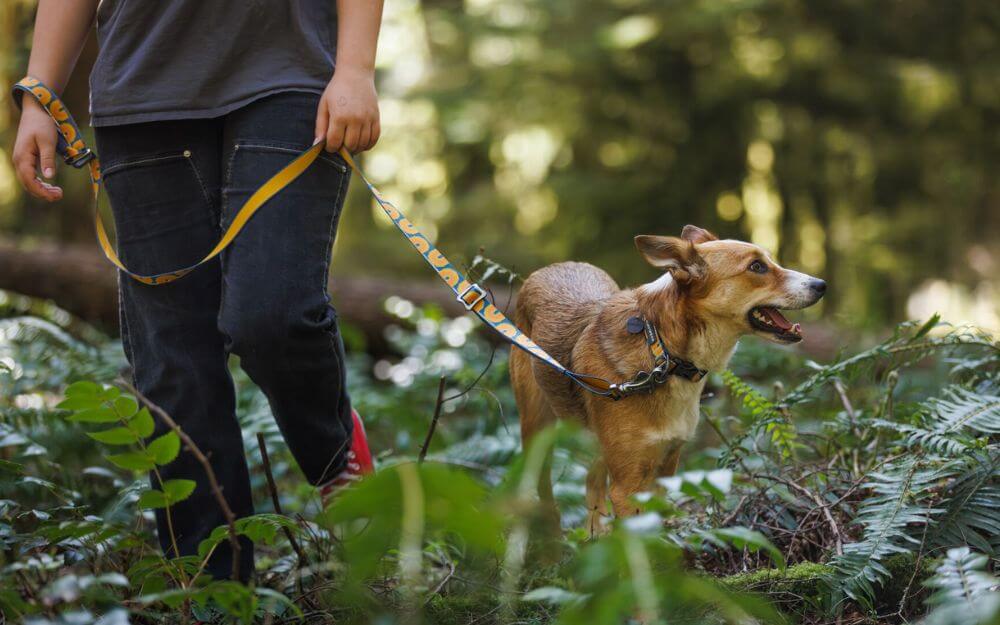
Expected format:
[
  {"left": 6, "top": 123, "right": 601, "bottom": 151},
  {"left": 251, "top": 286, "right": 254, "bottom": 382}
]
[
  {"left": 457, "top": 283, "right": 487, "bottom": 310},
  {"left": 65, "top": 147, "right": 95, "bottom": 168}
]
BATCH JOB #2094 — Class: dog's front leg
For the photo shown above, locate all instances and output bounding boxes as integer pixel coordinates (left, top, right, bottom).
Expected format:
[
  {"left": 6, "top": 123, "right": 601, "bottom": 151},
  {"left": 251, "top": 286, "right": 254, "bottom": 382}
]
[
  {"left": 656, "top": 444, "right": 683, "bottom": 478},
  {"left": 606, "top": 454, "right": 659, "bottom": 518},
  {"left": 594, "top": 409, "right": 662, "bottom": 518},
  {"left": 585, "top": 457, "right": 609, "bottom": 537}
]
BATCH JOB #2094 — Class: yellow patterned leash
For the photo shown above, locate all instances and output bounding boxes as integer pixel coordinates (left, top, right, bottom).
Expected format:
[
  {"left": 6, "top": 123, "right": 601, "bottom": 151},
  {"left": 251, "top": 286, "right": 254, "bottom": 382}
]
[
  {"left": 332, "top": 148, "right": 625, "bottom": 396},
  {"left": 13, "top": 77, "right": 328, "bottom": 286},
  {"left": 11, "top": 76, "right": 628, "bottom": 398}
]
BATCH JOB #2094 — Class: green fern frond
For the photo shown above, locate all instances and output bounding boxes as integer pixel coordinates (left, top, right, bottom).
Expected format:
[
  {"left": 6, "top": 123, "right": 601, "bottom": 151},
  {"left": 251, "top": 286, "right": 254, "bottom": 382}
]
[
  {"left": 871, "top": 419, "right": 971, "bottom": 455},
  {"left": 0, "top": 316, "right": 118, "bottom": 400},
  {"left": 871, "top": 386, "right": 1000, "bottom": 455},
  {"left": 783, "top": 323, "right": 997, "bottom": 407},
  {"left": 925, "top": 387, "right": 1000, "bottom": 437},
  {"left": 831, "top": 456, "right": 959, "bottom": 608},
  {"left": 921, "top": 547, "right": 1000, "bottom": 625},
  {"left": 437, "top": 431, "right": 520, "bottom": 468},
  {"left": 721, "top": 369, "right": 801, "bottom": 461},
  {"left": 932, "top": 451, "right": 1000, "bottom": 556}
]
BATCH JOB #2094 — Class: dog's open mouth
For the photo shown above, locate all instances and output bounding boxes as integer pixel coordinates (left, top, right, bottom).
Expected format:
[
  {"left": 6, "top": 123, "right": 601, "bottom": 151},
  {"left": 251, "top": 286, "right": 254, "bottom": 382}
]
[{"left": 748, "top": 306, "right": 803, "bottom": 342}]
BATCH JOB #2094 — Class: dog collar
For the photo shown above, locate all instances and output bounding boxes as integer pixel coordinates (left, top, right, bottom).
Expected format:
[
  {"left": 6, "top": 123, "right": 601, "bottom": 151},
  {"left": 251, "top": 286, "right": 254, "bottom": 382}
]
[{"left": 611, "top": 316, "right": 707, "bottom": 397}]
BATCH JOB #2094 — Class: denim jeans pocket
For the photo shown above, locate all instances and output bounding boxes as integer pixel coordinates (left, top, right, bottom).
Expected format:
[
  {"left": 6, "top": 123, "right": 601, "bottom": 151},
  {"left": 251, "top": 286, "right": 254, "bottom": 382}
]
[
  {"left": 223, "top": 141, "right": 345, "bottom": 204},
  {"left": 102, "top": 151, "right": 219, "bottom": 275},
  {"left": 222, "top": 140, "right": 348, "bottom": 228},
  {"left": 103, "top": 151, "right": 216, "bottom": 245},
  {"left": 221, "top": 140, "right": 350, "bottom": 301}
]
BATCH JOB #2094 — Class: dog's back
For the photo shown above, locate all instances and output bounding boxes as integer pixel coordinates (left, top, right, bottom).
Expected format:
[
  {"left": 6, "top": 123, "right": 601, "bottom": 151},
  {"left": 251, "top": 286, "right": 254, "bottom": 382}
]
[{"left": 512, "top": 262, "right": 619, "bottom": 422}]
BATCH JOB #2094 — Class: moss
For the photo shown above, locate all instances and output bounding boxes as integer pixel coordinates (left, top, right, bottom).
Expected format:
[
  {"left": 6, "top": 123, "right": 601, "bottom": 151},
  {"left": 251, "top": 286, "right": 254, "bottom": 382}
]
[
  {"left": 719, "top": 561, "right": 833, "bottom": 618},
  {"left": 721, "top": 561, "right": 832, "bottom": 591},
  {"left": 719, "top": 553, "right": 933, "bottom": 619}
]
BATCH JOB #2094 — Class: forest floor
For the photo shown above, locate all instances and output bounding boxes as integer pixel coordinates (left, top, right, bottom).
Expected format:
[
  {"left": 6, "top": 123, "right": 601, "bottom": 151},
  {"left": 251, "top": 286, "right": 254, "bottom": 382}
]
[{"left": 1, "top": 290, "right": 998, "bottom": 625}]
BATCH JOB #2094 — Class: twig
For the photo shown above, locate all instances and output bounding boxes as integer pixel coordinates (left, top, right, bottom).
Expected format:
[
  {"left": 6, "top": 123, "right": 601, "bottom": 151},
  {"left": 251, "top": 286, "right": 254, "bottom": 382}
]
[
  {"left": 831, "top": 378, "right": 857, "bottom": 424},
  {"left": 423, "top": 546, "right": 457, "bottom": 605},
  {"left": 442, "top": 343, "right": 497, "bottom": 404},
  {"left": 832, "top": 378, "right": 862, "bottom": 476},
  {"left": 418, "top": 376, "right": 447, "bottom": 464},
  {"left": 896, "top": 498, "right": 935, "bottom": 618},
  {"left": 122, "top": 381, "right": 243, "bottom": 581},
  {"left": 754, "top": 473, "right": 845, "bottom": 556},
  {"left": 256, "top": 433, "right": 309, "bottom": 566}
]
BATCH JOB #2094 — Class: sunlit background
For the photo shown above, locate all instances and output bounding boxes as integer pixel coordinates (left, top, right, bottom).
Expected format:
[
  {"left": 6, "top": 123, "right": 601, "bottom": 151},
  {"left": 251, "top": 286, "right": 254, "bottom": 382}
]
[{"left": 2, "top": 0, "right": 998, "bottom": 333}]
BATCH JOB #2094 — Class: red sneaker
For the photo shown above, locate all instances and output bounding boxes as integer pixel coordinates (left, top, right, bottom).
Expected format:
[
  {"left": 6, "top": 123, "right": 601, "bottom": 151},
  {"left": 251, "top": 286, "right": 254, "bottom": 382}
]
[{"left": 320, "top": 409, "right": 374, "bottom": 507}]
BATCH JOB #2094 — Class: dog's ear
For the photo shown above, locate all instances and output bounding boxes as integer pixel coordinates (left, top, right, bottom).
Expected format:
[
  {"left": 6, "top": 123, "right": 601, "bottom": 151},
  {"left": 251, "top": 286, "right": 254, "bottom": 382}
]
[
  {"left": 681, "top": 225, "right": 718, "bottom": 244},
  {"left": 634, "top": 235, "right": 707, "bottom": 284}
]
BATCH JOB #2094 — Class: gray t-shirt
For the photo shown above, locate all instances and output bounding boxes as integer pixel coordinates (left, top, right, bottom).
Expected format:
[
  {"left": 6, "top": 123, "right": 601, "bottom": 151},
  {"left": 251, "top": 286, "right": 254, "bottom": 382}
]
[{"left": 89, "top": 0, "right": 336, "bottom": 127}]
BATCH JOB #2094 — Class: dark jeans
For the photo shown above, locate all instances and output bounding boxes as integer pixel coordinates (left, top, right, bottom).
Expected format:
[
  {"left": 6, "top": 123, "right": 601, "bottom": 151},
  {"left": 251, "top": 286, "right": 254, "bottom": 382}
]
[{"left": 95, "top": 92, "right": 353, "bottom": 580}]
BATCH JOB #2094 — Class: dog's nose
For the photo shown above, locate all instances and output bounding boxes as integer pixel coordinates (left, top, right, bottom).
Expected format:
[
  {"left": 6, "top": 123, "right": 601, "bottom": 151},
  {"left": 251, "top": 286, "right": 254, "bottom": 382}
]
[{"left": 809, "top": 279, "right": 827, "bottom": 296}]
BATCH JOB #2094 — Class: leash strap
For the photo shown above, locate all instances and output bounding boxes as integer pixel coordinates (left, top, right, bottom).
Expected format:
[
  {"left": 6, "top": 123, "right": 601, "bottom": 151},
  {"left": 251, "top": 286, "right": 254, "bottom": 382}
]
[
  {"left": 336, "top": 148, "right": 623, "bottom": 397},
  {"left": 12, "top": 76, "right": 703, "bottom": 399},
  {"left": 12, "top": 76, "right": 328, "bottom": 286}
]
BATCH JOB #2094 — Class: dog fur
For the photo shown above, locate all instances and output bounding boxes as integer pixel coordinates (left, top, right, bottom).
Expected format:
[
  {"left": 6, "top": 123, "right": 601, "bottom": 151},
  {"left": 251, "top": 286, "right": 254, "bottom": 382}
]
[{"left": 510, "top": 225, "right": 826, "bottom": 536}]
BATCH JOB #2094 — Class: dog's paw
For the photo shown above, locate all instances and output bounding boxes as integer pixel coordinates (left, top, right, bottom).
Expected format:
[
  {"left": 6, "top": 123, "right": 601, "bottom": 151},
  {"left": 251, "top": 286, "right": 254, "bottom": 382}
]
[{"left": 586, "top": 509, "right": 611, "bottom": 539}]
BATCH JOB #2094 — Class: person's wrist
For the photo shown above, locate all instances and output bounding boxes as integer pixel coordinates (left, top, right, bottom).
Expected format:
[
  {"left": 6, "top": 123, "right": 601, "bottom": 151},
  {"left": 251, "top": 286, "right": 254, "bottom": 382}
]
[
  {"left": 334, "top": 62, "right": 375, "bottom": 80},
  {"left": 21, "top": 95, "right": 49, "bottom": 118}
]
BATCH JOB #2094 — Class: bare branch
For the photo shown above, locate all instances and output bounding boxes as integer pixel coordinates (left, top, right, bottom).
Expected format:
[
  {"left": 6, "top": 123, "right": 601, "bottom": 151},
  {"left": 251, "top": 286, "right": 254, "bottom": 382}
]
[{"left": 121, "top": 380, "right": 243, "bottom": 581}]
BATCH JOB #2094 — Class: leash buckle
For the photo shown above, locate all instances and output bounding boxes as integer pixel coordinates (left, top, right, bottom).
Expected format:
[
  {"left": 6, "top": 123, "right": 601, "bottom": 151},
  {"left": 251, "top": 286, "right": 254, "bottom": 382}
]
[
  {"left": 457, "top": 282, "right": 487, "bottom": 310},
  {"left": 64, "top": 147, "right": 95, "bottom": 169}
]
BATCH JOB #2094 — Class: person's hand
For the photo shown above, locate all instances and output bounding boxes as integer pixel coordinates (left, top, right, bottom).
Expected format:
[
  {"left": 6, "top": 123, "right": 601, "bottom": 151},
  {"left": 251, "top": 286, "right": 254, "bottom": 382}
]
[
  {"left": 315, "top": 66, "right": 380, "bottom": 154},
  {"left": 13, "top": 96, "right": 62, "bottom": 202}
]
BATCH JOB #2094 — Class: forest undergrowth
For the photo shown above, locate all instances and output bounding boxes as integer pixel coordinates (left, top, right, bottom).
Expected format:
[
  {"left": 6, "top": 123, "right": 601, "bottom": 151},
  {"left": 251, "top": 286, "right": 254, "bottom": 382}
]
[{"left": 0, "top": 287, "right": 998, "bottom": 625}]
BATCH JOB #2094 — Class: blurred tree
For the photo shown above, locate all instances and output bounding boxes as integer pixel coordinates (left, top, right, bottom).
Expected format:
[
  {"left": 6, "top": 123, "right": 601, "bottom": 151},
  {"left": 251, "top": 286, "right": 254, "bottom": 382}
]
[{"left": 2, "top": 0, "right": 998, "bottom": 328}]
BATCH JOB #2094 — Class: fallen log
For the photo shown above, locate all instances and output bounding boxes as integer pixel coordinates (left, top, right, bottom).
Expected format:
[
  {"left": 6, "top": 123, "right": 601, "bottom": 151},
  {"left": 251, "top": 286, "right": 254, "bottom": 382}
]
[{"left": 0, "top": 238, "right": 511, "bottom": 350}]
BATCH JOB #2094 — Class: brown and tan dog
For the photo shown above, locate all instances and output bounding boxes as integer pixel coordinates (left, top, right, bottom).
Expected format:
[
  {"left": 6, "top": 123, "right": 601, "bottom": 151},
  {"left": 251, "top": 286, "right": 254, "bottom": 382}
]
[{"left": 510, "top": 225, "right": 826, "bottom": 535}]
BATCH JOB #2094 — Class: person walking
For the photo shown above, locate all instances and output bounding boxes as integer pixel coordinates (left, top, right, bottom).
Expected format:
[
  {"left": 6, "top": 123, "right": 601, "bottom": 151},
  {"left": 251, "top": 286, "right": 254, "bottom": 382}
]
[{"left": 12, "top": 0, "right": 382, "bottom": 581}]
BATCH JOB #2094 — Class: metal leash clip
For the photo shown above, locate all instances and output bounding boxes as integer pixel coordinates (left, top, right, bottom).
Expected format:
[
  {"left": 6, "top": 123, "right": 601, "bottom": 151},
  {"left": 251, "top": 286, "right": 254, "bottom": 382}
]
[{"left": 614, "top": 368, "right": 656, "bottom": 397}]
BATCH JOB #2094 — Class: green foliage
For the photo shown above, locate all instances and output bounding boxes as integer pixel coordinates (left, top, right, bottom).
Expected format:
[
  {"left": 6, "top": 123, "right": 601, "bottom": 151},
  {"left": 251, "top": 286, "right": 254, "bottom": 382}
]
[
  {"left": 720, "top": 368, "right": 801, "bottom": 461},
  {"left": 2, "top": 294, "right": 999, "bottom": 623},
  {"left": 921, "top": 547, "right": 1000, "bottom": 625},
  {"left": 321, "top": 461, "right": 506, "bottom": 599},
  {"left": 830, "top": 455, "right": 954, "bottom": 608},
  {"left": 526, "top": 526, "right": 784, "bottom": 625}
]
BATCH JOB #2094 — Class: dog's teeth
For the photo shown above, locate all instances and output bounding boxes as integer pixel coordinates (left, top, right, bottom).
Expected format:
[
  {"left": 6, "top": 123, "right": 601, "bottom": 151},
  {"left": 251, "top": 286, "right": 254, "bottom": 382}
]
[{"left": 791, "top": 323, "right": 801, "bottom": 333}]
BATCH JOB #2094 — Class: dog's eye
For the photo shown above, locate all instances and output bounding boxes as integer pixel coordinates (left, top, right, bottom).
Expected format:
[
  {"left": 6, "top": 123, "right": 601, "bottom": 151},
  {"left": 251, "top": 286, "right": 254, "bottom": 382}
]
[{"left": 748, "top": 260, "right": 768, "bottom": 274}]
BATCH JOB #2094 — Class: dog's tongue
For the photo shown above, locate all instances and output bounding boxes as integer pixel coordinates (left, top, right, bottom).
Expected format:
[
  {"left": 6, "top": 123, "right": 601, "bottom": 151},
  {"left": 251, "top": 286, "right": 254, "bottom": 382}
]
[{"left": 761, "top": 307, "right": 792, "bottom": 330}]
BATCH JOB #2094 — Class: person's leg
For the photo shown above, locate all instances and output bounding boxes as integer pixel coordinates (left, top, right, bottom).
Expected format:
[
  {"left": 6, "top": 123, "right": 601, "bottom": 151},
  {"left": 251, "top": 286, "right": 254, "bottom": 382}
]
[
  {"left": 96, "top": 120, "right": 254, "bottom": 580},
  {"left": 217, "top": 92, "right": 354, "bottom": 486}
]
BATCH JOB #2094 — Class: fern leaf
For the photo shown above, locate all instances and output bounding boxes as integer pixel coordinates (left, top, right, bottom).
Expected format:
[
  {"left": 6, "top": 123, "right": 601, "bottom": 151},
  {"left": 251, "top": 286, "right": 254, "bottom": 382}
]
[
  {"left": 925, "top": 387, "right": 1000, "bottom": 437},
  {"left": 932, "top": 451, "right": 1000, "bottom": 556},
  {"left": 921, "top": 547, "right": 1000, "bottom": 625},
  {"left": 831, "top": 456, "right": 959, "bottom": 608},
  {"left": 721, "top": 370, "right": 801, "bottom": 461}
]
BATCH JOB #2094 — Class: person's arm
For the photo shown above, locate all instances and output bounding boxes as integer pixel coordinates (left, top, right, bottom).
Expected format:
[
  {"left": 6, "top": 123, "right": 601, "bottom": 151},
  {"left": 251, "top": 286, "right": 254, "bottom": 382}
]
[
  {"left": 315, "top": 0, "right": 384, "bottom": 154},
  {"left": 12, "top": 0, "right": 98, "bottom": 202}
]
